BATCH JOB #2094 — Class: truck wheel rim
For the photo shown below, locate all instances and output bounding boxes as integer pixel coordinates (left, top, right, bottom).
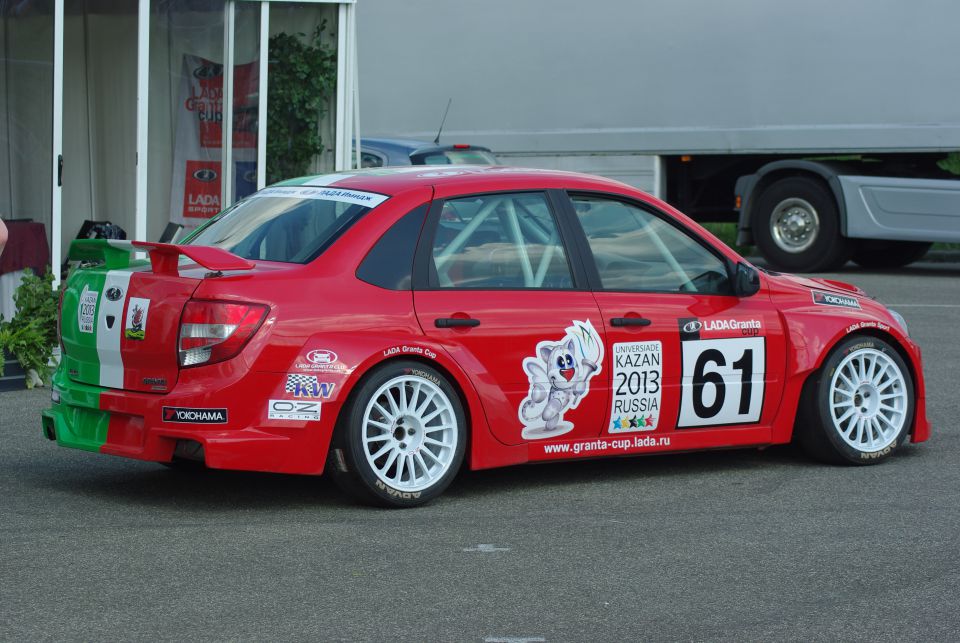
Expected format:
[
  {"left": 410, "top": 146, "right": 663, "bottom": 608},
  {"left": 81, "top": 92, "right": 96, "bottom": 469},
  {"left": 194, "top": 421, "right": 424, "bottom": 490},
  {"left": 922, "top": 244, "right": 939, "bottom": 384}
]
[
  {"left": 362, "top": 375, "right": 458, "bottom": 493},
  {"left": 770, "top": 197, "right": 820, "bottom": 253},
  {"left": 829, "top": 348, "right": 908, "bottom": 453}
]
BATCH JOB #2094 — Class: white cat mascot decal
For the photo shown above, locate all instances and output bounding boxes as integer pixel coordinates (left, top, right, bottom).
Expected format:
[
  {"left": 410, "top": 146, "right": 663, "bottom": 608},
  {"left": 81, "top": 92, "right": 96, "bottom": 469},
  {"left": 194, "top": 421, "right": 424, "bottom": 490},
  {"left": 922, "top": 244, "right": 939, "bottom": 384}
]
[{"left": 519, "top": 320, "right": 604, "bottom": 440}]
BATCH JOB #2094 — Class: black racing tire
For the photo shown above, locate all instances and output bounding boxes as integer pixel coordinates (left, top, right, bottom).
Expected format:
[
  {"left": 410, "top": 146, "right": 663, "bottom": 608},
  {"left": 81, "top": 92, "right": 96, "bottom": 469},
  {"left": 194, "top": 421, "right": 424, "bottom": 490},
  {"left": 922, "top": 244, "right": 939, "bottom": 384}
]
[
  {"left": 327, "top": 360, "right": 467, "bottom": 508},
  {"left": 852, "top": 241, "right": 932, "bottom": 269},
  {"left": 752, "top": 176, "right": 851, "bottom": 272},
  {"left": 795, "top": 335, "right": 914, "bottom": 465}
]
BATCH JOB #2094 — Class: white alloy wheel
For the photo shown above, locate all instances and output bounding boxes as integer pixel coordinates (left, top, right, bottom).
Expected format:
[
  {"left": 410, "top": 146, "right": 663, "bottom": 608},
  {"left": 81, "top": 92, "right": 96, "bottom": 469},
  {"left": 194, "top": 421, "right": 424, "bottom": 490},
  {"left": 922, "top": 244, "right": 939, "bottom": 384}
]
[
  {"left": 770, "top": 197, "right": 821, "bottom": 254},
  {"left": 361, "top": 375, "right": 459, "bottom": 493},
  {"left": 828, "top": 347, "right": 909, "bottom": 452}
]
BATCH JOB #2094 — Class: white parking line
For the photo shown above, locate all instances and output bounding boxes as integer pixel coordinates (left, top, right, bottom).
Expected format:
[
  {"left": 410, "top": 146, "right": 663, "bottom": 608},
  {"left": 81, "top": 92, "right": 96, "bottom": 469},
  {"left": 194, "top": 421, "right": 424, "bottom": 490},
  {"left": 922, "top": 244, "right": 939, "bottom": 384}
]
[
  {"left": 885, "top": 304, "right": 960, "bottom": 308},
  {"left": 484, "top": 637, "right": 546, "bottom": 643},
  {"left": 463, "top": 544, "right": 510, "bottom": 552}
]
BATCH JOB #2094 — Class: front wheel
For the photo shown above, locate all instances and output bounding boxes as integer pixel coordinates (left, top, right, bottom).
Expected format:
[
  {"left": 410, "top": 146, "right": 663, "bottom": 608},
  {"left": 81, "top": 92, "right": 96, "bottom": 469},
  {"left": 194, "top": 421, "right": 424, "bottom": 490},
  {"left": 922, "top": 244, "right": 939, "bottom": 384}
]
[
  {"left": 328, "top": 361, "right": 466, "bottom": 507},
  {"left": 752, "top": 176, "right": 851, "bottom": 272},
  {"left": 796, "top": 336, "right": 914, "bottom": 465}
]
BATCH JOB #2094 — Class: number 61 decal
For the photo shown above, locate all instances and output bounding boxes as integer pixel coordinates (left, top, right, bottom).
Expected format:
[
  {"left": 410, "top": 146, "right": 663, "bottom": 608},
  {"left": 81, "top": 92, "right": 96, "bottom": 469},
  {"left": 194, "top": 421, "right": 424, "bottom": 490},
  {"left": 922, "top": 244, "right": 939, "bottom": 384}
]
[{"left": 678, "top": 337, "right": 765, "bottom": 428}]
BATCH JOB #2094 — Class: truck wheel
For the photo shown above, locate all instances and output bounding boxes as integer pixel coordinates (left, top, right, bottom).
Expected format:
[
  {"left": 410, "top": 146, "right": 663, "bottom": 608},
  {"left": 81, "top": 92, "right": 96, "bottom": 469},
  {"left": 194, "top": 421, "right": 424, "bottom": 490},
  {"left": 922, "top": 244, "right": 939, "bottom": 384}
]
[
  {"left": 852, "top": 241, "right": 932, "bottom": 269},
  {"left": 752, "top": 176, "right": 850, "bottom": 272},
  {"left": 327, "top": 361, "right": 466, "bottom": 507},
  {"left": 795, "top": 335, "right": 914, "bottom": 465}
]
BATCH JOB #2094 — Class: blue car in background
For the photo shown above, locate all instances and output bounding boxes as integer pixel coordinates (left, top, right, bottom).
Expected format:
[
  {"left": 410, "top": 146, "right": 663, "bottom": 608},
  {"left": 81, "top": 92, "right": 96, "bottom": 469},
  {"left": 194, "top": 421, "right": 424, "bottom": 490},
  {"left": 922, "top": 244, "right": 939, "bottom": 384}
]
[{"left": 359, "top": 138, "right": 500, "bottom": 167}]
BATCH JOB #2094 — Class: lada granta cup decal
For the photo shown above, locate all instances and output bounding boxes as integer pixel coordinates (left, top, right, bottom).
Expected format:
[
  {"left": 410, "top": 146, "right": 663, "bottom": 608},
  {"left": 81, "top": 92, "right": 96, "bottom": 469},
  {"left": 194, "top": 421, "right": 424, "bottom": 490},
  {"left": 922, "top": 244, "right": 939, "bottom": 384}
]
[
  {"left": 294, "top": 348, "right": 348, "bottom": 373},
  {"left": 519, "top": 320, "right": 604, "bottom": 440}
]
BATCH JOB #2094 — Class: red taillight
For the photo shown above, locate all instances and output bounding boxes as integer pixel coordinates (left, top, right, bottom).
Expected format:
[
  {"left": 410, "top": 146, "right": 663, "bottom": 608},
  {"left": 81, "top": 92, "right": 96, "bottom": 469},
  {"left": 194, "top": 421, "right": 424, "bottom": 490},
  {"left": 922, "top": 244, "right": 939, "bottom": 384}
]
[
  {"left": 178, "top": 299, "right": 268, "bottom": 368},
  {"left": 453, "top": 144, "right": 470, "bottom": 149}
]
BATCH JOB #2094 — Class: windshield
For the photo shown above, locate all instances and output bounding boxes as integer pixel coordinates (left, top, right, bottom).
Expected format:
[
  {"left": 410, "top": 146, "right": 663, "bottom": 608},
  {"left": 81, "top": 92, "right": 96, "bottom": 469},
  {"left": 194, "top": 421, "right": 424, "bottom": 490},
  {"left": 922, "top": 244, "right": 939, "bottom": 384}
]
[
  {"left": 185, "top": 186, "right": 389, "bottom": 263},
  {"left": 420, "top": 149, "right": 499, "bottom": 165}
]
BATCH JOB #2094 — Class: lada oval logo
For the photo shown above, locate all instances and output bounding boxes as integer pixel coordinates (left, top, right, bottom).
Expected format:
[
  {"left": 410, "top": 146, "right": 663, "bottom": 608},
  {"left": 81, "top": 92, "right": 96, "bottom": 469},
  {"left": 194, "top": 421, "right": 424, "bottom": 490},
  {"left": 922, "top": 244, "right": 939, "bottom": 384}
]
[
  {"left": 105, "top": 287, "right": 123, "bottom": 301},
  {"left": 306, "top": 349, "right": 337, "bottom": 365},
  {"left": 193, "top": 168, "right": 217, "bottom": 182},
  {"left": 683, "top": 320, "right": 703, "bottom": 333}
]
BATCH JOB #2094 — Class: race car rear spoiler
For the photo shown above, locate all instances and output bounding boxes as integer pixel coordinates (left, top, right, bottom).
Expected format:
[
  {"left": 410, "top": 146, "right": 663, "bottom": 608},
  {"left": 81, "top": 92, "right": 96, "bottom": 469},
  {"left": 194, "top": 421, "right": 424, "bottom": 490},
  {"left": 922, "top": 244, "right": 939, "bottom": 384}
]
[{"left": 69, "top": 239, "right": 255, "bottom": 275}]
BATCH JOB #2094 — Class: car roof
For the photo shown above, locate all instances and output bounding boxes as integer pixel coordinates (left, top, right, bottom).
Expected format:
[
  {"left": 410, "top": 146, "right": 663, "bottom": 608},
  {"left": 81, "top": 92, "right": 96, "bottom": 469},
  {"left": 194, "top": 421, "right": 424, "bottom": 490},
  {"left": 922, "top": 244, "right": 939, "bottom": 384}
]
[
  {"left": 274, "top": 166, "right": 637, "bottom": 198},
  {"left": 358, "top": 138, "right": 429, "bottom": 156}
]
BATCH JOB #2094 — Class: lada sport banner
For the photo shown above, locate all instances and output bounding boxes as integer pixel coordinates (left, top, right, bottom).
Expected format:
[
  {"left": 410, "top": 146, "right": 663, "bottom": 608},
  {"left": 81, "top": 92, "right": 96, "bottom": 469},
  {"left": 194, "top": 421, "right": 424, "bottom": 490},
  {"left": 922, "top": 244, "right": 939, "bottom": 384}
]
[{"left": 169, "top": 54, "right": 259, "bottom": 227}]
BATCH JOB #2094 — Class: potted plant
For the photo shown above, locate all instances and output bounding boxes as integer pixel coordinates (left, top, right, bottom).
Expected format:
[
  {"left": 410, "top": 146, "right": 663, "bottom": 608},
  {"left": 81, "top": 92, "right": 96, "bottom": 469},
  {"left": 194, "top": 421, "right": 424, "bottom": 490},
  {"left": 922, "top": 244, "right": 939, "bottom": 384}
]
[{"left": 0, "top": 268, "right": 59, "bottom": 391}]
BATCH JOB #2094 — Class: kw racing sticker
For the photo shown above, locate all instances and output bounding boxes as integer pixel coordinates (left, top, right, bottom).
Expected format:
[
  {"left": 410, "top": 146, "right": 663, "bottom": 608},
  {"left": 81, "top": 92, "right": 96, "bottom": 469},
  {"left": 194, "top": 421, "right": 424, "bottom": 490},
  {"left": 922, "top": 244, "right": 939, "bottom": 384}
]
[
  {"left": 609, "top": 341, "right": 661, "bottom": 433},
  {"left": 519, "top": 320, "right": 604, "bottom": 440},
  {"left": 677, "top": 318, "right": 766, "bottom": 428},
  {"left": 285, "top": 374, "right": 335, "bottom": 399}
]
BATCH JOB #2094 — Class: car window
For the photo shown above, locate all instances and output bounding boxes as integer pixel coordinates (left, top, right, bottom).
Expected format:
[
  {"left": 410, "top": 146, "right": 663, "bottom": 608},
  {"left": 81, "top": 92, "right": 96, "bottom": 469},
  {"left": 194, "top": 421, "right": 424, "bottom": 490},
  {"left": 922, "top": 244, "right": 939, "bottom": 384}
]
[
  {"left": 429, "top": 192, "right": 573, "bottom": 289},
  {"left": 356, "top": 205, "right": 428, "bottom": 290},
  {"left": 360, "top": 151, "right": 384, "bottom": 168},
  {"left": 572, "top": 196, "right": 732, "bottom": 294},
  {"left": 185, "top": 186, "right": 387, "bottom": 264},
  {"left": 418, "top": 149, "right": 499, "bottom": 165}
]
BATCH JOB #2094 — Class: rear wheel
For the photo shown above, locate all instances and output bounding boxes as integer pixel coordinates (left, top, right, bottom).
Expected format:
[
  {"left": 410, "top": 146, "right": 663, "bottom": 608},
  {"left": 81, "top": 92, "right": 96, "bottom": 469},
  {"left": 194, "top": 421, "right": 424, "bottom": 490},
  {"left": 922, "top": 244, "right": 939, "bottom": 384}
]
[
  {"left": 852, "top": 240, "right": 932, "bottom": 269},
  {"left": 796, "top": 336, "right": 913, "bottom": 465},
  {"left": 752, "top": 176, "right": 851, "bottom": 272},
  {"left": 328, "top": 361, "right": 466, "bottom": 507}
]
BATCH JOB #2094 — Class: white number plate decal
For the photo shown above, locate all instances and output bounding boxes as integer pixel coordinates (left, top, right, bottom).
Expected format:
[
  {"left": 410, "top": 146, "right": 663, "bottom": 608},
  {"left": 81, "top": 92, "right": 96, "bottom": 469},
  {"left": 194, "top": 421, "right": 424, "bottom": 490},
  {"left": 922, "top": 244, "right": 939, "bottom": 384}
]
[
  {"left": 78, "top": 286, "right": 99, "bottom": 334},
  {"left": 609, "top": 341, "right": 661, "bottom": 432},
  {"left": 678, "top": 337, "right": 765, "bottom": 428}
]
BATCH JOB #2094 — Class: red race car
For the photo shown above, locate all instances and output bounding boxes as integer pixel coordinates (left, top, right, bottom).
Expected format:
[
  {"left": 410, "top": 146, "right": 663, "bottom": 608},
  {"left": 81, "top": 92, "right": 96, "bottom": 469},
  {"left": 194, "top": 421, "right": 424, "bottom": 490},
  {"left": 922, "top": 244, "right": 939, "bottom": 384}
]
[{"left": 43, "top": 167, "right": 930, "bottom": 506}]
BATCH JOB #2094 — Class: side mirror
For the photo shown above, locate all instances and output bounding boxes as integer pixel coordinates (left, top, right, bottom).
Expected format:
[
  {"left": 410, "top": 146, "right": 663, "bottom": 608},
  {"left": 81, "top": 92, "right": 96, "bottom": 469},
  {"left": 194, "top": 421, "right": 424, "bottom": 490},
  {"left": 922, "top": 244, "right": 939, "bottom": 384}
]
[{"left": 733, "top": 262, "right": 760, "bottom": 298}]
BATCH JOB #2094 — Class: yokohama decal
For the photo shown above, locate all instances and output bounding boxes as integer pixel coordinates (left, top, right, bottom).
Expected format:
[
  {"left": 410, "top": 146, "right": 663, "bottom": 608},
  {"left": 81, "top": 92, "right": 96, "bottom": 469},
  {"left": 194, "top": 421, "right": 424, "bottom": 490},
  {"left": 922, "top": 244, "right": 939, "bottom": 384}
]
[
  {"left": 812, "top": 290, "right": 861, "bottom": 309},
  {"left": 162, "top": 407, "right": 228, "bottom": 424}
]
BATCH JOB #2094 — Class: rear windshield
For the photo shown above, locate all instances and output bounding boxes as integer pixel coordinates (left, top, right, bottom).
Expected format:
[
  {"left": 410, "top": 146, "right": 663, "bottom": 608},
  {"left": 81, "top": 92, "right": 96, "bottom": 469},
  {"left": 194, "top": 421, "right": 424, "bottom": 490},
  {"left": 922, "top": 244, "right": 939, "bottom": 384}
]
[
  {"left": 419, "top": 149, "right": 499, "bottom": 165},
  {"left": 184, "top": 186, "right": 389, "bottom": 264}
]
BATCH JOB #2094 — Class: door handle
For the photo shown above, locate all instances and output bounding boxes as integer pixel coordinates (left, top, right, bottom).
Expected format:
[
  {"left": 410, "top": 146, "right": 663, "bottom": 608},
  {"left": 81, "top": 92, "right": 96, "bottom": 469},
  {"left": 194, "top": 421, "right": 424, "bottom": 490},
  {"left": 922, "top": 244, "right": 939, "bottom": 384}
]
[
  {"left": 435, "top": 317, "right": 480, "bottom": 328},
  {"left": 610, "top": 317, "right": 651, "bottom": 327}
]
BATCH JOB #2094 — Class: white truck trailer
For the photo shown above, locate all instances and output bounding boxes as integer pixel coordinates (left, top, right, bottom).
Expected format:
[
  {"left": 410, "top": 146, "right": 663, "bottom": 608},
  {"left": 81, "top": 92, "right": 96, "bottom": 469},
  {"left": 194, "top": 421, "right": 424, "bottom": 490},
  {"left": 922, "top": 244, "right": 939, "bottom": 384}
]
[{"left": 357, "top": 0, "right": 960, "bottom": 271}]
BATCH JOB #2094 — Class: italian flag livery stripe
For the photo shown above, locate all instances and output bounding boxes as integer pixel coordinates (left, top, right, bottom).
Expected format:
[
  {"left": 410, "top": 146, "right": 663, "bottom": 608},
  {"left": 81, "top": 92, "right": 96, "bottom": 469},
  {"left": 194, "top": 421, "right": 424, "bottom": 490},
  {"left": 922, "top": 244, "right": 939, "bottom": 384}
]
[
  {"left": 50, "top": 266, "right": 145, "bottom": 452},
  {"left": 47, "top": 245, "right": 199, "bottom": 454},
  {"left": 59, "top": 267, "right": 143, "bottom": 389},
  {"left": 96, "top": 270, "right": 133, "bottom": 388}
]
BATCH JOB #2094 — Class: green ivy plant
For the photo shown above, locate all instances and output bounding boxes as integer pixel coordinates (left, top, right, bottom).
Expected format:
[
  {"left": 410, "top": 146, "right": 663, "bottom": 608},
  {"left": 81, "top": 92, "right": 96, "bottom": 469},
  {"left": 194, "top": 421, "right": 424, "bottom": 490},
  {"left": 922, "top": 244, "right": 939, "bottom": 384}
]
[
  {"left": 266, "top": 22, "right": 337, "bottom": 184},
  {"left": 937, "top": 151, "right": 960, "bottom": 176},
  {"left": 0, "top": 268, "right": 59, "bottom": 387}
]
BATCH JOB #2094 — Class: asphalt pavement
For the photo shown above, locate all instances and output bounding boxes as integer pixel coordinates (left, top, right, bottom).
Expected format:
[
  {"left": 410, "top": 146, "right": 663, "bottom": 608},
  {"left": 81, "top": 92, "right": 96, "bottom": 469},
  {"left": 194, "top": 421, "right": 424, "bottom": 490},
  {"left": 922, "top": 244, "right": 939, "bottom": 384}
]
[{"left": 2, "top": 262, "right": 959, "bottom": 642}]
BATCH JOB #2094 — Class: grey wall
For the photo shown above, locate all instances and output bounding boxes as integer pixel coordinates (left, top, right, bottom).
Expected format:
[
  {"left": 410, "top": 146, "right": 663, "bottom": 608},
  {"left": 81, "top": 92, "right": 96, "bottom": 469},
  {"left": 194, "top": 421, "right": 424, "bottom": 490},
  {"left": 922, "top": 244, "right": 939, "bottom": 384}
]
[{"left": 357, "top": 0, "right": 960, "bottom": 155}]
